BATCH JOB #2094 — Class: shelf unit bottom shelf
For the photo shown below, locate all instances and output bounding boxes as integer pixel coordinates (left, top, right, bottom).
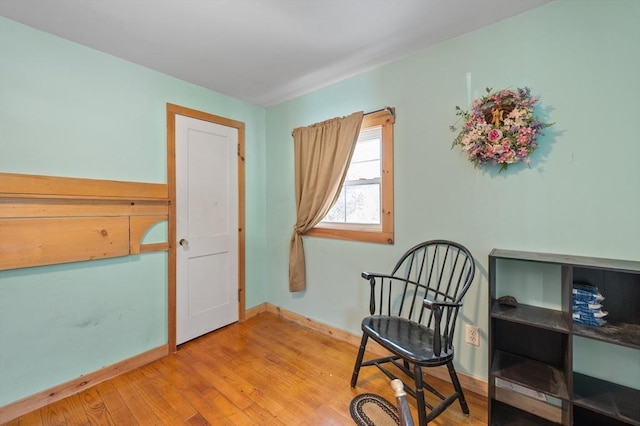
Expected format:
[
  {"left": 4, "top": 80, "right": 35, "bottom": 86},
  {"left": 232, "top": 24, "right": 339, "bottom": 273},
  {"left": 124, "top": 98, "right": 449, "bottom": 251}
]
[
  {"left": 573, "top": 373, "right": 640, "bottom": 425},
  {"left": 491, "top": 400, "right": 560, "bottom": 426}
]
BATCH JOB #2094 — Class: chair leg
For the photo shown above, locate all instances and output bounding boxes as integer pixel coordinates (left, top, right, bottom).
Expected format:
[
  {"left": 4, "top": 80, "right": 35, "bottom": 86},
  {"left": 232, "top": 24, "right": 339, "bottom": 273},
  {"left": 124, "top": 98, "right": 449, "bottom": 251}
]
[
  {"left": 350, "top": 333, "right": 369, "bottom": 387},
  {"left": 414, "top": 365, "right": 428, "bottom": 426},
  {"left": 447, "top": 361, "right": 469, "bottom": 415}
]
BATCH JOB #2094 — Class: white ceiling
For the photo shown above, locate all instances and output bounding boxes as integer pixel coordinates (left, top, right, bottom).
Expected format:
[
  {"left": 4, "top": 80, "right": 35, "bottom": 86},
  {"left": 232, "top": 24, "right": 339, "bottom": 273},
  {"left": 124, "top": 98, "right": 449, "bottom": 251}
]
[{"left": 0, "top": 0, "right": 552, "bottom": 106}]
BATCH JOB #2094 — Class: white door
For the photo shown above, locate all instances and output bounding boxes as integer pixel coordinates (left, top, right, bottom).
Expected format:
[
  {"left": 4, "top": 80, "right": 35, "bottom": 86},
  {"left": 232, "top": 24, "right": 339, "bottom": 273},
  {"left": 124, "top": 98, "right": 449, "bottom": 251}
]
[{"left": 176, "top": 115, "right": 239, "bottom": 345}]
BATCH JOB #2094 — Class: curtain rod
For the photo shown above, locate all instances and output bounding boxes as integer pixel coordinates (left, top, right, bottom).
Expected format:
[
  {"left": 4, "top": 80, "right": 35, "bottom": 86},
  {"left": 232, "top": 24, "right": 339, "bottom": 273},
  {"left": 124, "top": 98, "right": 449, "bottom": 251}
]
[
  {"left": 366, "top": 106, "right": 395, "bottom": 117},
  {"left": 291, "top": 107, "right": 395, "bottom": 136}
]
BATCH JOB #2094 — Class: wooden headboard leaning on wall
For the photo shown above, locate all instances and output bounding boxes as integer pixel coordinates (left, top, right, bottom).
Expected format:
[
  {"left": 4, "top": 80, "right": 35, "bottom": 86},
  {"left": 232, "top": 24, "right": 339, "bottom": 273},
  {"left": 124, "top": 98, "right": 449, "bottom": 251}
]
[{"left": 0, "top": 172, "right": 170, "bottom": 270}]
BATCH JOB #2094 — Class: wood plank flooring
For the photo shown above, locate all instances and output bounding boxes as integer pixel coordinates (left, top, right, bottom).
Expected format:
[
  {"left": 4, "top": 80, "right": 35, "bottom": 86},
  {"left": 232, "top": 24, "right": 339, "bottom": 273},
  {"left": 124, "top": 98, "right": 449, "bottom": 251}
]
[{"left": 4, "top": 312, "right": 488, "bottom": 425}]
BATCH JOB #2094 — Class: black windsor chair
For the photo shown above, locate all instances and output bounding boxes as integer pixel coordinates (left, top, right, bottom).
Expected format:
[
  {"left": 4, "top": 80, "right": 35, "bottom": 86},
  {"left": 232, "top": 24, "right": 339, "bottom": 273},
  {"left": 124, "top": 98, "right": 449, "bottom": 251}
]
[{"left": 350, "top": 240, "right": 476, "bottom": 426}]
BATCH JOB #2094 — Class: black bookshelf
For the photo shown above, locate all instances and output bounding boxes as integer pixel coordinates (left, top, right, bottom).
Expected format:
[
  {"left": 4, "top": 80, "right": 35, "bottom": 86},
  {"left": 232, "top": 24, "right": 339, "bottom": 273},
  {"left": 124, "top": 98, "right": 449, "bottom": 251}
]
[{"left": 488, "top": 249, "right": 640, "bottom": 425}]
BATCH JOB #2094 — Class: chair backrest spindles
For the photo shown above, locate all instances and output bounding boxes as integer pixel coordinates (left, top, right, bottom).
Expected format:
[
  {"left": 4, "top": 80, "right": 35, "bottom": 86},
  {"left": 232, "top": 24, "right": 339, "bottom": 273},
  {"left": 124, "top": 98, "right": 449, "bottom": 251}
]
[{"left": 376, "top": 240, "right": 475, "bottom": 351}]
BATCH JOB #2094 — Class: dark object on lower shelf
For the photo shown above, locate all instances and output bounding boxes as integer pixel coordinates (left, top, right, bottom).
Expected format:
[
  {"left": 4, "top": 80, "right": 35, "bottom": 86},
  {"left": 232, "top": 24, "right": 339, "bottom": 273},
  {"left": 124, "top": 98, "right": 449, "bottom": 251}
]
[{"left": 498, "top": 295, "right": 518, "bottom": 307}]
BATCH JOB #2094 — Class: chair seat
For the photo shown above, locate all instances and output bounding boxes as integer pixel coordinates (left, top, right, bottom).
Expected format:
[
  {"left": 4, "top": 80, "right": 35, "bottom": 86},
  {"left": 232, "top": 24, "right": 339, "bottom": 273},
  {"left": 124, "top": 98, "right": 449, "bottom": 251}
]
[{"left": 362, "top": 316, "right": 454, "bottom": 365}]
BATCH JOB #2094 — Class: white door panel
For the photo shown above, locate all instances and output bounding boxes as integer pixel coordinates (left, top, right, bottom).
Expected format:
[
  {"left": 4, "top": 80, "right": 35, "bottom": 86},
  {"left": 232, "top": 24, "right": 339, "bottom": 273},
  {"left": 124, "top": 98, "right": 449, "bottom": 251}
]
[{"left": 176, "top": 115, "right": 238, "bottom": 345}]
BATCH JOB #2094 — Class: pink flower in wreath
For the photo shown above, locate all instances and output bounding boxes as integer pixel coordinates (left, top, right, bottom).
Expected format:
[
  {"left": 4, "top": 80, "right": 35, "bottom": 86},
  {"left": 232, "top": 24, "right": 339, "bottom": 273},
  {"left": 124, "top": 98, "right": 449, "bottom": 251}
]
[
  {"left": 487, "top": 128, "right": 503, "bottom": 142},
  {"left": 500, "top": 150, "right": 517, "bottom": 163},
  {"left": 517, "top": 127, "right": 535, "bottom": 145}
]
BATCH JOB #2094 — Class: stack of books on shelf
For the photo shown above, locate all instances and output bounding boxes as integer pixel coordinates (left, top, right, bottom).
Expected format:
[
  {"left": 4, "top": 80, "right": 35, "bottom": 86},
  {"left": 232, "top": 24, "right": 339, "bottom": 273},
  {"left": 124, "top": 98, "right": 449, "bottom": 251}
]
[{"left": 572, "top": 283, "right": 607, "bottom": 326}]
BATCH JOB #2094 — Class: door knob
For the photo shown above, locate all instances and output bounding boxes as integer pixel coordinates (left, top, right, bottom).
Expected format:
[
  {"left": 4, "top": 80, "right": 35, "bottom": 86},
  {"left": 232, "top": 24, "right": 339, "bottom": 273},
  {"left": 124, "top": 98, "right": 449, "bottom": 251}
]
[{"left": 179, "top": 238, "right": 188, "bottom": 246}]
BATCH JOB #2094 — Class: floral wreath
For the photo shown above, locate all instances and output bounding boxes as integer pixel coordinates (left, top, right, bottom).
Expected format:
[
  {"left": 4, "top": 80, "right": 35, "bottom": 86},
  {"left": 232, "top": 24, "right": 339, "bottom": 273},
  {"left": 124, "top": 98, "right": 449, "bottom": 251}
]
[{"left": 450, "top": 87, "right": 553, "bottom": 171}]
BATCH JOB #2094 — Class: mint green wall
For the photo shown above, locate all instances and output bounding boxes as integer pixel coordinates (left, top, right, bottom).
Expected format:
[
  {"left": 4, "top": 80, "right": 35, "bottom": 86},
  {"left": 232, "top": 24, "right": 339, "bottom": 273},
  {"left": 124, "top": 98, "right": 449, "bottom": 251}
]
[
  {"left": 2, "top": 0, "right": 639, "bottom": 408},
  {"left": 0, "top": 17, "right": 267, "bottom": 405},
  {"left": 265, "top": 0, "right": 640, "bottom": 386}
]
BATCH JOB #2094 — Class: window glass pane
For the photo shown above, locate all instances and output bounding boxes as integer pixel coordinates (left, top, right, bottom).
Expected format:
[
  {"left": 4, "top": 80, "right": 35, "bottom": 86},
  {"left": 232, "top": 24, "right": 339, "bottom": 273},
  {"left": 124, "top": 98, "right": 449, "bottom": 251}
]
[
  {"left": 346, "top": 159, "right": 380, "bottom": 181},
  {"left": 323, "top": 188, "right": 346, "bottom": 222},
  {"left": 345, "top": 183, "right": 380, "bottom": 224},
  {"left": 347, "top": 135, "right": 380, "bottom": 181},
  {"left": 321, "top": 125, "right": 383, "bottom": 225},
  {"left": 351, "top": 138, "right": 380, "bottom": 163}
]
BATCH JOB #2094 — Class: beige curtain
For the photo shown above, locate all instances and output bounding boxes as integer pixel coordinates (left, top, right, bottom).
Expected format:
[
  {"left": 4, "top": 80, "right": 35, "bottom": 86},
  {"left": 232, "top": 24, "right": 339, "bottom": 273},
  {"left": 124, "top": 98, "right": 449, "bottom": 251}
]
[{"left": 289, "top": 111, "right": 364, "bottom": 292}]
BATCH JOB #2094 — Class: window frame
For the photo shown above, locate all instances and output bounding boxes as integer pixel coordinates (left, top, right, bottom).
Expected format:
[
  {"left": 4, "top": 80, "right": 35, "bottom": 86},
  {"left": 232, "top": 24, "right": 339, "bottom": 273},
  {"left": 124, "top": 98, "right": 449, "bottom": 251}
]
[{"left": 306, "top": 109, "right": 395, "bottom": 244}]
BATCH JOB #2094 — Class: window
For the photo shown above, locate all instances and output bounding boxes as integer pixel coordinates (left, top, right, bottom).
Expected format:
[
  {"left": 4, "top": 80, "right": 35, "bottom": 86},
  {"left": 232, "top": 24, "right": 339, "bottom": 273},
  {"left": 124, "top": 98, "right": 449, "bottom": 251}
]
[
  {"left": 307, "top": 109, "right": 394, "bottom": 244},
  {"left": 322, "top": 127, "right": 381, "bottom": 224}
]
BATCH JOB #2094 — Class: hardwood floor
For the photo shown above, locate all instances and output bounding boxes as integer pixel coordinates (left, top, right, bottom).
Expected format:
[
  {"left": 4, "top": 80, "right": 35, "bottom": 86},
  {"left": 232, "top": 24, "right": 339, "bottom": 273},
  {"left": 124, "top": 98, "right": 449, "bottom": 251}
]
[{"left": 4, "top": 313, "right": 488, "bottom": 425}]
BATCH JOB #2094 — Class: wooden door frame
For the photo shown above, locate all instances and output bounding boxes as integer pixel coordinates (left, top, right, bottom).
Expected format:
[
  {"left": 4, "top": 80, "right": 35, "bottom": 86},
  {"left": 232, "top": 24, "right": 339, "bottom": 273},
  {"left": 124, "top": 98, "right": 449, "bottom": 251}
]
[{"left": 166, "top": 103, "right": 246, "bottom": 352}]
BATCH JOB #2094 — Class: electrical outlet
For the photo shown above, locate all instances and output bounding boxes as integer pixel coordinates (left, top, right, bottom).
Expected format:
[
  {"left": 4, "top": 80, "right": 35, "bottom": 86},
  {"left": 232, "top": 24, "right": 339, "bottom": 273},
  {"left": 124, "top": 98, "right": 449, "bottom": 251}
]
[{"left": 465, "top": 324, "right": 480, "bottom": 347}]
